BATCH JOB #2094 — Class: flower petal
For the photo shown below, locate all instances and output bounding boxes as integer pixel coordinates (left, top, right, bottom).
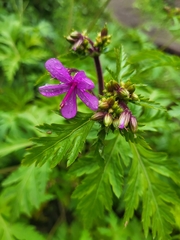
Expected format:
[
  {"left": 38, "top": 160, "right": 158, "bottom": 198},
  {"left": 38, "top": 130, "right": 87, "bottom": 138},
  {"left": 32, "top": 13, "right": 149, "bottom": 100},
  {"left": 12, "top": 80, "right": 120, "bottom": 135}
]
[
  {"left": 74, "top": 71, "right": 95, "bottom": 90},
  {"left": 77, "top": 89, "right": 99, "bottom": 111},
  {"left": 61, "top": 89, "right": 77, "bottom": 119},
  {"left": 45, "top": 58, "right": 72, "bottom": 83},
  {"left": 39, "top": 84, "right": 69, "bottom": 97}
]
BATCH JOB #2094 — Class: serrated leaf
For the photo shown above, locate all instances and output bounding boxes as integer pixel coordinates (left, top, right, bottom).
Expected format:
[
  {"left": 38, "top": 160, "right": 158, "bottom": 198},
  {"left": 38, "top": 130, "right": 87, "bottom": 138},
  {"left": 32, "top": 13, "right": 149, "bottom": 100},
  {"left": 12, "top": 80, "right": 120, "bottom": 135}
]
[
  {"left": 0, "top": 216, "right": 45, "bottom": 240},
  {"left": 104, "top": 136, "right": 124, "bottom": 198},
  {"left": 71, "top": 134, "right": 128, "bottom": 225},
  {"left": 106, "top": 67, "right": 117, "bottom": 80},
  {"left": 124, "top": 140, "right": 178, "bottom": 240},
  {"left": 69, "top": 156, "right": 100, "bottom": 177},
  {"left": 135, "top": 95, "right": 165, "bottom": 111},
  {"left": 1, "top": 163, "right": 51, "bottom": 219},
  {"left": 106, "top": 46, "right": 135, "bottom": 82},
  {"left": 72, "top": 167, "right": 113, "bottom": 227},
  {"left": 11, "top": 223, "right": 45, "bottom": 240},
  {"left": 130, "top": 49, "right": 180, "bottom": 71},
  {"left": 115, "top": 46, "right": 134, "bottom": 82},
  {"left": 23, "top": 113, "right": 94, "bottom": 167}
]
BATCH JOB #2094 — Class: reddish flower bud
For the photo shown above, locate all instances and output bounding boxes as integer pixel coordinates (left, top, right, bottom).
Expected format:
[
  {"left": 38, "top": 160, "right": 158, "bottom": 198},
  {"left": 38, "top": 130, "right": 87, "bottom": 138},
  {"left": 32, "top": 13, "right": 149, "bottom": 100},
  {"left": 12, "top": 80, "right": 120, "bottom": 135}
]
[
  {"left": 119, "top": 111, "right": 131, "bottom": 129},
  {"left": 101, "top": 26, "right": 108, "bottom": 38},
  {"left": 130, "top": 115, "right": 138, "bottom": 132},
  {"left": 91, "top": 112, "right": 105, "bottom": 121}
]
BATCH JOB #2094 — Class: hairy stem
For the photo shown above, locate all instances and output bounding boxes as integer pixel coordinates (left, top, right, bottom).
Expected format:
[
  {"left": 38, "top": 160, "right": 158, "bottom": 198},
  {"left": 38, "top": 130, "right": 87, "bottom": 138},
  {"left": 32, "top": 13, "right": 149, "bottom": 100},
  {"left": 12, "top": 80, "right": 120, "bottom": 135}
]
[{"left": 93, "top": 56, "right": 104, "bottom": 95}]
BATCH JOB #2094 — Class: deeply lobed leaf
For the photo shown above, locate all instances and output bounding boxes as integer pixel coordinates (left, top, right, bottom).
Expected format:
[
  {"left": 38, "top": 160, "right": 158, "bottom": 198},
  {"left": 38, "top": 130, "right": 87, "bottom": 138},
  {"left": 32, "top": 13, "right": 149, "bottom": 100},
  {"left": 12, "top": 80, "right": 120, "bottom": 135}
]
[{"left": 23, "top": 113, "right": 94, "bottom": 167}]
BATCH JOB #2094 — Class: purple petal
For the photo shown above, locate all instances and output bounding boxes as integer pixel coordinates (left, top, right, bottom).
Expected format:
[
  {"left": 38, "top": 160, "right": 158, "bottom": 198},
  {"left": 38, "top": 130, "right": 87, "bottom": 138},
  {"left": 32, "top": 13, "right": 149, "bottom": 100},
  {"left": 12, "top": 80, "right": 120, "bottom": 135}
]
[
  {"left": 77, "top": 89, "right": 99, "bottom": 111},
  {"left": 73, "top": 71, "right": 95, "bottom": 90},
  {"left": 61, "top": 89, "right": 77, "bottom": 119},
  {"left": 45, "top": 58, "right": 72, "bottom": 83},
  {"left": 39, "top": 84, "right": 69, "bottom": 97}
]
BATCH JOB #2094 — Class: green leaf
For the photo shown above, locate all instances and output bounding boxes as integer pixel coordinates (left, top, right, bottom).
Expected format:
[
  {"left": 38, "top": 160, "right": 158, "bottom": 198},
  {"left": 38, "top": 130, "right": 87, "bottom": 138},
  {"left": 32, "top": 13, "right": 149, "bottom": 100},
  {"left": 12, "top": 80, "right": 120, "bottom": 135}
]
[
  {"left": 0, "top": 216, "right": 45, "bottom": 240},
  {"left": 115, "top": 46, "right": 135, "bottom": 82},
  {"left": 72, "top": 166, "right": 113, "bottom": 227},
  {"left": 71, "top": 134, "right": 129, "bottom": 226},
  {"left": 135, "top": 95, "right": 165, "bottom": 111},
  {"left": 1, "top": 163, "right": 51, "bottom": 219},
  {"left": 104, "top": 136, "right": 124, "bottom": 198},
  {"left": 69, "top": 156, "right": 100, "bottom": 177},
  {"left": 124, "top": 139, "right": 179, "bottom": 240},
  {"left": 130, "top": 49, "right": 180, "bottom": 71},
  {"left": 0, "top": 139, "right": 32, "bottom": 158},
  {"left": 23, "top": 113, "right": 94, "bottom": 167}
]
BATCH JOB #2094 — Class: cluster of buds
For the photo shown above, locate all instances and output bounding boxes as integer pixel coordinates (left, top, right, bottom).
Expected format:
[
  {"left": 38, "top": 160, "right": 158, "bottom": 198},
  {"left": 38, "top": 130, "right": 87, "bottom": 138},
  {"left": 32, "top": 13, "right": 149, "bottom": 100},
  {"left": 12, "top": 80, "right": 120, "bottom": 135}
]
[
  {"left": 66, "top": 31, "right": 89, "bottom": 55},
  {"left": 94, "top": 26, "right": 111, "bottom": 53},
  {"left": 164, "top": 6, "right": 180, "bottom": 15},
  {"left": 91, "top": 80, "right": 138, "bottom": 132},
  {"left": 66, "top": 26, "right": 111, "bottom": 57}
]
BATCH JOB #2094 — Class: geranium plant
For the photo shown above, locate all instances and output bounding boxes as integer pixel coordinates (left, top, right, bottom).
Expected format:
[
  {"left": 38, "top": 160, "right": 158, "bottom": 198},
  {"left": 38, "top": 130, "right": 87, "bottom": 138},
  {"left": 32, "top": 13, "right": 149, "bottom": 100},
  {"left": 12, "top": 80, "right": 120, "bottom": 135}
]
[{"left": 21, "top": 26, "right": 180, "bottom": 240}]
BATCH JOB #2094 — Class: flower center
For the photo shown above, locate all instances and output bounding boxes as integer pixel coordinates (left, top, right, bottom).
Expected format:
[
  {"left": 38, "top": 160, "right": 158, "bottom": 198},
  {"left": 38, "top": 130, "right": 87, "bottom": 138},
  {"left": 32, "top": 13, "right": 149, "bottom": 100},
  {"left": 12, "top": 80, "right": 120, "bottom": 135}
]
[{"left": 60, "top": 81, "right": 77, "bottom": 108}]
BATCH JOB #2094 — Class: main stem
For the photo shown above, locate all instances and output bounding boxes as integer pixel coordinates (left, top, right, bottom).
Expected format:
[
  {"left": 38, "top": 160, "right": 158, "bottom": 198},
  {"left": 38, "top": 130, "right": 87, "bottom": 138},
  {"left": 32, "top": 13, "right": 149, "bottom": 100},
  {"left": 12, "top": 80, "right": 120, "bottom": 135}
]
[{"left": 93, "top": 56, "right": 104, "bottom": 95}]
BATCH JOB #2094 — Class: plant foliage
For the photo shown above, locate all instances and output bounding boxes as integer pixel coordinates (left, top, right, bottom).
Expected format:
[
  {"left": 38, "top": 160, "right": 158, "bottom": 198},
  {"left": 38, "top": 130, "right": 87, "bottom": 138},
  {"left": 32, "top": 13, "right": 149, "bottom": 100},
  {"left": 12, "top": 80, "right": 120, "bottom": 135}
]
[{"left": 0, "top": 0, "right": 180, "bottom": 239}]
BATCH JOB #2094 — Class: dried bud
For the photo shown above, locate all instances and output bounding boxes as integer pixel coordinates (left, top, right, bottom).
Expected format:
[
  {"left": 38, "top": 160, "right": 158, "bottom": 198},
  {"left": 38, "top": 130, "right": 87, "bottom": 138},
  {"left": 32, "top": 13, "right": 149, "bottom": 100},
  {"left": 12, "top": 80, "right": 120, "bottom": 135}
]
[
  {"left": 119, "top": 111, "right": 131, "bottom": 129},
  {"left": 91, "top": 112, "right": 105, "bottom": 121},
  {"left": 101, "top": 26, "right": 108, "bottom": 38},
  {"left": 130, "top": 115, "right": 138, "bottom": 132},
  {"left": 104, "top": 113, "right": 113, "bottom": 127}
]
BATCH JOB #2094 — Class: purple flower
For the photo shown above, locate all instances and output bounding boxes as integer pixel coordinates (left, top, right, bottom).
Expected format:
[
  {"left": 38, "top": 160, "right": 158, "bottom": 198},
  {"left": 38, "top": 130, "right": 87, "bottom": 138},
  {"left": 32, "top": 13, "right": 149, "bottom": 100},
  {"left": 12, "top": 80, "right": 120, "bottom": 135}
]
[{"left": 39, "top": 58, "right": 99, "bottom": 119}]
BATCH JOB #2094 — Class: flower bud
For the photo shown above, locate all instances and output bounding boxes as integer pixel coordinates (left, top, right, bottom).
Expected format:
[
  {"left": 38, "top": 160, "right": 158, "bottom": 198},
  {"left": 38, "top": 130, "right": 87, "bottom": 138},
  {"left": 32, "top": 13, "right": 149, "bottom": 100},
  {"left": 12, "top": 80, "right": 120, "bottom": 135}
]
[
  {"left": 119, "top": 111, "right": 131, "bottom": 129},
  {"left": 91, "top": 112, "right": 105, "bottom": 121},
  {"left": 118, "top": 88, "right": 130, "bottom": 99},
  {"left": 66, "top": 31, "right": 80, "bottom": 43},
  {"left": 129, "top": 115, "right": 138, "bottom": 132},
  {"left": 106, "top": 80, "right": 120, "bottom": 92},
  {"left": 99, "top": 100, "right": 109, "bottom": 110},
  {"left": 101, "top": 26, "right": 108, "bottom": 38},
  {"left": 105, "top": 82, "right": 114, "bottom": 92},
  {"left": 104, "top": 113, "right": 113, "bottom": 127},
  {"left": 107, "top": 97, "right": 115, "bottom": 106},
  {"left": 131, "top": 93, "right": 139, "bottom": 101},
  {"left": 127, "top": 84, "right": 135, "bottom": 93},
  {"left": 113, "top": 118, "right": 120, "bottom": 129},
  {"left": 124, "top": 81, "right": 132, "bottom": 88},
  {"left": 115, "top": 107, "right": 123, "bottom": 115}
]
